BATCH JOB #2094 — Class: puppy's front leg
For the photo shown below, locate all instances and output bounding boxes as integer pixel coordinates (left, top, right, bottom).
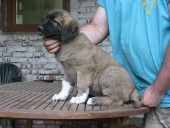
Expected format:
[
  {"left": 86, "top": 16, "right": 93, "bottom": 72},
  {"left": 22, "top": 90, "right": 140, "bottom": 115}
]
[
  {"left": 52, "top": 80, "right": 73, "bottom": 101},
  {"left": 70, "top": 88, "right": 89, "bottom": 104},
  {"left": 70, "top": 71, "right": 92, "bottom": 104}
]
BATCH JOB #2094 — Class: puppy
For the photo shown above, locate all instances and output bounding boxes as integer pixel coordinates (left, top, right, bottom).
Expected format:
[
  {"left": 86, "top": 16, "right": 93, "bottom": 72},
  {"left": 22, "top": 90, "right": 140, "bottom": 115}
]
[{"left": 38, "top": 10, "right": 141, "bottom": 108}]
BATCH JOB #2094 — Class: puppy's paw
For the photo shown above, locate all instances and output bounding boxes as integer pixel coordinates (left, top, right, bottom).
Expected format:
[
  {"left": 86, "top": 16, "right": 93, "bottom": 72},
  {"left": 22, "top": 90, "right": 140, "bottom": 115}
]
[
  {"left": 70, "top": 96, "right": 86, "bottom": 104},
  {"left": 70, "top": 89, "right": 89, "bottom": 104},
  {"left": 87, "top": 98, "right": 96, "bottom": 105},
  {"left": 52, "top": 94, "right": 68, "bottom": 101}
]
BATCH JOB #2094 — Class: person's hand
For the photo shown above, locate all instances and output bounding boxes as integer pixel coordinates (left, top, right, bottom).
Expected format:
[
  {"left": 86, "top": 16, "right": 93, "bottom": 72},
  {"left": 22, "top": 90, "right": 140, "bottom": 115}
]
[
  {"left": 140, "top": 85, "right": 164, "bottom": 107},
  {"left": 43, "top": 38, "right": 60, "bottom": 53}
]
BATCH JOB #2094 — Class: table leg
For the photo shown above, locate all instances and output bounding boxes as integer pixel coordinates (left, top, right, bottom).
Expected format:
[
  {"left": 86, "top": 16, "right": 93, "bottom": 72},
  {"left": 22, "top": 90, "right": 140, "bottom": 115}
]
[
  {"left": 26, "top": 120, "right": 32, "bottom": 128},
  {"left": 108, "top": 118, "right": 120, "bottom": 128}
]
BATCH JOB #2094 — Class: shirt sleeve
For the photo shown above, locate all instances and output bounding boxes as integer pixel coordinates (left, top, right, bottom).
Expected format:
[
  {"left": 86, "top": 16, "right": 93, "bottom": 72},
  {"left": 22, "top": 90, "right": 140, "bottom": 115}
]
[{"left": 98, "top": 0, "right": 105, "bottom": 8}]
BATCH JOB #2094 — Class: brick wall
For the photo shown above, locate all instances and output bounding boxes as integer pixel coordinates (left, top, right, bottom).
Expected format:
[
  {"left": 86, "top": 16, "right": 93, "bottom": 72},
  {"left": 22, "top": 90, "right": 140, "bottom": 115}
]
[{"left": 0, "top": 1, "right": 112, "bottom": 127}]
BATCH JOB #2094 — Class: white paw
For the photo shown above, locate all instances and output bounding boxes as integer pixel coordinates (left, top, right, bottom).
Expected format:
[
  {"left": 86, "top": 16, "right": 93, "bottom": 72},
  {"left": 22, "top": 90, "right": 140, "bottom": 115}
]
[
  {"left": 70, "top": 89, "right": 89, "bottom": 104},
  {"left": 52, "top": 80, "right": 72, "bottom": 101},
  {"left": 52, "top": 94, "right": 68, "bottom": 101},
  {"left": 87, "top": 98, "right": 96, "bottom": 105},
  {"left": 70, "top": 96, "right": 86, "bottom": 104}
]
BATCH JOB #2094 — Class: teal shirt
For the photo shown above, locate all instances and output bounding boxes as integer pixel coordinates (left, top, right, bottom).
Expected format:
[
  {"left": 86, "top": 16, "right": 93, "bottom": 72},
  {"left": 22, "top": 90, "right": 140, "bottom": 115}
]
[{"left": 98, "top": 0, "right": 170, "bottom": 107}]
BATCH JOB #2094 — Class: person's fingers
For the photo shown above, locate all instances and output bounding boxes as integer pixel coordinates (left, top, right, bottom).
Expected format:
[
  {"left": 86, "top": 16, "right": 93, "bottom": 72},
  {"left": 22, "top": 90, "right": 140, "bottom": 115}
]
[
  {"left": 44, "top": 39, "right": 59, "bottom": 46},
  {"left": 49, "top": 46, "right": 60, "bottom": 53},
  {"left": 46, "top": 42, "right": 60, "bottom": 50},
  {"left": 43, "top": 38, "right": 60, "bottom": 53}
]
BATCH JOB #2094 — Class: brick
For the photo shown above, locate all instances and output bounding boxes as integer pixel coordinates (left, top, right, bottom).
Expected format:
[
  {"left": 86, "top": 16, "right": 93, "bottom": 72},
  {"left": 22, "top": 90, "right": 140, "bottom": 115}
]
[
  {"left": 44, "top": 53, "right": 55, "bottom": 58},
  {"left": 38, "top": 69, "right": 59, "bottom": 75},
  {"left": 34, "top": 64, "right": 44, "bottom": 69},
  {"left": 22, "top": 41, "right": 33, "bottom": 47},
  {"left": 3, "top": 52, "right": 12, "bottom": 57},
  {"left": 32, "top": 125, "right": 46, "bottom": 128},
  {"left": 22, "top": 69, "right": 32, "bottom": 75},
  {"left": 46, "top": 58, "right": 57, "bottom": 63},
  {"left": 17, "top": 35, "right": 28, "bottom": 40},
  {"left": 33, "top": 40, "right": 44, "bottom": 46},
  {"left": 55, "top": 75, "right": 63, "bottom": 80},
  {"left": 27, "top": 47, "right": 44, "bottom": 53},
  {"left": 45, "top": 64, "right": 57, "bottom": 69},
  {"left": 29, "top": 35, "right": 39, "bottom": 41},
  {"left": 15, "top": 125, "right": 26, "bottom": 128},
  {"left": 47, "top": 125, "right": 60, "bottom": 128},
  {"left": 33, "top": 75, "right": 44, "bottom": 81},
  {"left": 79, "top": 2, "right": 96, "bottom": 7},
  {"left": 32, "top": 70, "right": 38, "bottom": 75},
  {"left": 0, "top": 47, "right": 6, "bottom": 52},
  {"left": 44, "top": 75, "right": 57, "bottom": 80},
  {"left": 78, "top": 13, "right": 94, "bottom": 19},
  {"left": 0, "top": 41, "right": 6, "bottom": 47},
  {"left": 15, "top": 58, "right": 27, "bottom": 63},
  {"left": 8, "top": 35, "right": 18, "bottom": 41},
  {"left": 45, "top": 121, "right": 56, "bottom": 125},
  {"left": 90, "top": 7, "right": 97, "bottom": 13},
  {"left": 13, "top": 52, "right": 26, "bottom": 57},
  {"left": 33, "top": 120, "right": 44, "bottom": 125},
  {"left": 8, "top": 46, "right": 27, "bottom": 52},
  {"left": 78, "top": 19, "right": 88, "bottom": 25},
  {"left": 26, "top": 53, "right": 34, "bottom": 58},
  {"left": 3, "top": 57, "right": 15, "bottom": 62},
  {"left": 33, "top": 52, "right": 45, "bottom": 58},
  {"left": 0, "top": 58, "right": 4, "bottom": 63},
  {"left": 15, "top": 120, "right": 27, "bottom": 125},
  {"left": 77, "top": 7, "right": 87, "bottom": 13},
  {"left": 27, "top": 58, "right": 40, "bottom": 63},
  {"left": 38, "top": 58, "right": 48, "bottom": 63}
]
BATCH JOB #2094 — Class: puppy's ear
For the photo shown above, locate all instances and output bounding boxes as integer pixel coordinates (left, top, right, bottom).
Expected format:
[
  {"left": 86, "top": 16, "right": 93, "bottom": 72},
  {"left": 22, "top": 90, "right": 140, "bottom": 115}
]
[{"left": 61, "top": 20, "right": 79, "bottom": 42}]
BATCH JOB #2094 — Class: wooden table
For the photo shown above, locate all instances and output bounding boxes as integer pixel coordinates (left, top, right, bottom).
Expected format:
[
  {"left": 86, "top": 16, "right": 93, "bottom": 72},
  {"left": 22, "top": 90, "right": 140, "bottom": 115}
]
[{"left": 0, "top": 81, "right": 150, "bottom": 128}]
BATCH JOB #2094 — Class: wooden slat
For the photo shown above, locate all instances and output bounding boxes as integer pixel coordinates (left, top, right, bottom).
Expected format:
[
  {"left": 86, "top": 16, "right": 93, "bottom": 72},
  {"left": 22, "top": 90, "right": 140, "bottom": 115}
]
[
  {"left": 85, "top": 104, "right": 93, "bottom": 111},
  {"left": 34, "top": 94, "right": 53, "bottom": 110},
  {"left": 77, "top": 104, "right": 85, "bottom": 111},
  {"left": 61, "top": 101, "right": 71, "bottom": 111},
  {"left": 29, "top": 94, "right": 53, "bottom": 110}
]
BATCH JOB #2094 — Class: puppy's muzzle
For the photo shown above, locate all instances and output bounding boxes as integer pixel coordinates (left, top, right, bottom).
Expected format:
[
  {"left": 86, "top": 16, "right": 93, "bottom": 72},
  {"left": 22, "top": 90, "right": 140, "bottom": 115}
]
[{"left": 38, "top": 19, "right": 62, "bottom": 40}]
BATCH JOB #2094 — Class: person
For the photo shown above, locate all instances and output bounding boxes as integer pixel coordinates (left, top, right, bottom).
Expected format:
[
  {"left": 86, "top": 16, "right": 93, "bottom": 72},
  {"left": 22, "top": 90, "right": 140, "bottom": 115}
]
[{"left": 43, "top": 0, "right": 170, "bottom": 128}]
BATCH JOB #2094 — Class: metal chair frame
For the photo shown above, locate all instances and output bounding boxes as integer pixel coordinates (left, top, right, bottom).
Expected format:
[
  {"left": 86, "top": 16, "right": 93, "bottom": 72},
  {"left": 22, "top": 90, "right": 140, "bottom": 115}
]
[{"left": 0, "top": 63, "right": 22, "bottom": 128}]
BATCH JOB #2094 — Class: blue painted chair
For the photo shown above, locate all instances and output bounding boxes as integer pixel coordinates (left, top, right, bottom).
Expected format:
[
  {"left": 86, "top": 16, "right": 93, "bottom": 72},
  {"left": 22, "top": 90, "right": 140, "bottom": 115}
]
[{"left": 0, "top": 63, "right": 22, "bottom": 128}]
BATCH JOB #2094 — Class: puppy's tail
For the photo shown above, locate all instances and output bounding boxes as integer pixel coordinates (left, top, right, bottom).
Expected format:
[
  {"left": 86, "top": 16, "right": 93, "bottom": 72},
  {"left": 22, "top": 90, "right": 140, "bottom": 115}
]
[{"left": 131, "top": 89, "right": 141, "bottom": 108}]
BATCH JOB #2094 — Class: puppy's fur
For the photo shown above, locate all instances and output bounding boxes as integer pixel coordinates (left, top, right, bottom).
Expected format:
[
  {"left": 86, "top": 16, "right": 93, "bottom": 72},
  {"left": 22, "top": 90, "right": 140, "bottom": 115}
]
[{"left": 38, "top": 10, "right": 141, "bottom": 108}]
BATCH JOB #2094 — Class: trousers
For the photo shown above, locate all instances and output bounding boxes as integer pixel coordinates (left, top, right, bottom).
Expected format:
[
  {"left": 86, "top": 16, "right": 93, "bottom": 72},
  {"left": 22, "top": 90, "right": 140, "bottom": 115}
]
[{"left": 144, "top": 108, "right": 170, "bottom": 128}]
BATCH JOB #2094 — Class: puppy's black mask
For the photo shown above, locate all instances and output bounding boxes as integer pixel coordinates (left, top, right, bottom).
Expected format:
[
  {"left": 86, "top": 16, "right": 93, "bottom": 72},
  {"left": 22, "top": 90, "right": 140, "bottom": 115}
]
[
  {"left": 38, "top": 10, "right": 79, "bottom": 42},
  {"left": 38, "top": 19, "right": 62, "bottom": 40}
]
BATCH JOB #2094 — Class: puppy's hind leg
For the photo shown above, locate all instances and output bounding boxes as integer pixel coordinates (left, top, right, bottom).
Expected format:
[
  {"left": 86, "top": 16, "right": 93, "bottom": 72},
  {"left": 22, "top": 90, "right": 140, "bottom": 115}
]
[
  {"left": 87, "top": 96, "right": 123, "bottom": 106},
  {"left": 130, "top": 89, "right": 141, "bottom": 108}
]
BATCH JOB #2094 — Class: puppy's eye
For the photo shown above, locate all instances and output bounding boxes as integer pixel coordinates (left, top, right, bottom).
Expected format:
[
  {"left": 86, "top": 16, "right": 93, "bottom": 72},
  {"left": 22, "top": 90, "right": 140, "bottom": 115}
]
[{"left": 50, "top": 20, "right": 62, "bottom": 31}]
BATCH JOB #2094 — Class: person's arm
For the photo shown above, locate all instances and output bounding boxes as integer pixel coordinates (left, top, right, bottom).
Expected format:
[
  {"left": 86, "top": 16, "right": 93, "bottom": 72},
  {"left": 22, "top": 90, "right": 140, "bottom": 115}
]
[
  {"left": 80, "top": 6, "right": 109, "bottom": 45},
  {"left": 141, "top": 42, "right": 170, "bottom": 107},
  {"left": 43, "top": 6, "right": 109, "bottom": 53}
]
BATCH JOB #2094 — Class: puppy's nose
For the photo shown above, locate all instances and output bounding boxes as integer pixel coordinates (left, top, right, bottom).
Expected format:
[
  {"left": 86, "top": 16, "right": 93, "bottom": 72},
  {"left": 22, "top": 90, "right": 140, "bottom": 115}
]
[{"left": 38, "top": 25, "right": 43, "bottom": 32}]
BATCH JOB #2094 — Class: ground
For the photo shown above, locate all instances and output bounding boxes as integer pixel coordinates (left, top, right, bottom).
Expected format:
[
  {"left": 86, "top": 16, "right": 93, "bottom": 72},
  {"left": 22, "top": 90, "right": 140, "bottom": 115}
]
[{"left": 62, "top": 117, "right": 143, "bottom": 128}]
